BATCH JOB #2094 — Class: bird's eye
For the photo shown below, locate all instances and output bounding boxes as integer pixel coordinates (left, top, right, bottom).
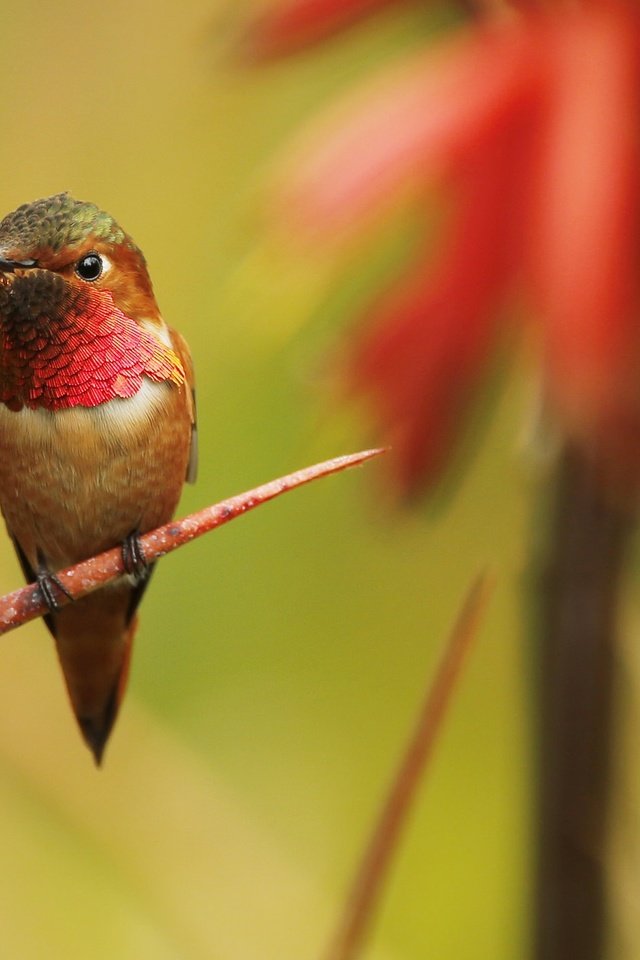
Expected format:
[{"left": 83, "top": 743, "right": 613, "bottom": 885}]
[{"left": 75, "top": 252, "right": 103, "bottom": 282}]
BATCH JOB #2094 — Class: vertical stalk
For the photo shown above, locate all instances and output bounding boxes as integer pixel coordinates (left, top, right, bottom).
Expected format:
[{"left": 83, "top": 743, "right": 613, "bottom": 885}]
[{"left": 534, "top": 444, "right": 634, "bottom": 959}]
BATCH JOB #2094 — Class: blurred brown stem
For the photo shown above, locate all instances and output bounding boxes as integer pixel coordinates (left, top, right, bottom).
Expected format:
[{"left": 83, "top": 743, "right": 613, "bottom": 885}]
[
  {"left": 534, "top": 444, "right": 635, "bottom": 959},
  {"left": 322, "top": 573, "right": 492, "bottom": 960}
]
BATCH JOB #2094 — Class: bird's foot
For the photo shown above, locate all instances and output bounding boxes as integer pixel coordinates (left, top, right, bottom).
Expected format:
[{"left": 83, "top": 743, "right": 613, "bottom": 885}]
[
  {"left": 36, "top": 554, "right": 73, "bottom": 612},
  {"left": 121, "top": 531, "right": 149, "bottom": 582}
]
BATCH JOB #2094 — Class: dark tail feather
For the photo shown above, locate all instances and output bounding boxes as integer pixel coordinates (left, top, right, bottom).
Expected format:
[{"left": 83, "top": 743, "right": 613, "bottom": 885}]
[
  {"left": 78, "top": 707, "right": 117, "bottom": 766},
  {"left": 53, "top": 589, "right": 137, "bottom": 765},
  {"left": 74, "top": 612, "right": 136, "bottom": 765}
]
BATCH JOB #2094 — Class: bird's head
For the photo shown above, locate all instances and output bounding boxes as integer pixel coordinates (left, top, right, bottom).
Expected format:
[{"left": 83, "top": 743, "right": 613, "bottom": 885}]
[{"left": 0, "top": 193, "right": 183, "bottom": 411}]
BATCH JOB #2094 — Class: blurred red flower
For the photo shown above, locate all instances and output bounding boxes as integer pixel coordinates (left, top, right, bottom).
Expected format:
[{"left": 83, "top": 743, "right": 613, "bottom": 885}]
[
  {"left": 255, "top": 0, "right": 640, "bottom": 495},
  {"left": 240, "top": 0, "right": 405, "bottom": 59}
]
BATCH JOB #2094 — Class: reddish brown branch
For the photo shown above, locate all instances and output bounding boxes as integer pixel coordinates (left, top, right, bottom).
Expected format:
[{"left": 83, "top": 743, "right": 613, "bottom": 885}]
[
  {"left": 0, "top": 448, "right": 384, "bottom": 636},
  {"left": 321, "top": 572, "right": 493, "bottom": 960}
]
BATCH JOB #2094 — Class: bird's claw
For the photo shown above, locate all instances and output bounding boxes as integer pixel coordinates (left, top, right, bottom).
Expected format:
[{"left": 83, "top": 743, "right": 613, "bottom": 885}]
[
  {"left": 36, "top": 564, "right": 73, "bottom": 612},
  {"left": 121, "top": 531, "right": 149, "bottom": 582}
]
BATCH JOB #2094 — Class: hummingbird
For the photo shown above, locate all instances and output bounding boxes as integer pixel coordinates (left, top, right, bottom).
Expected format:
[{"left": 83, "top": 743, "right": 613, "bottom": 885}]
[{"left": 0, "top": 193, "right": 197, "bottom": 764}]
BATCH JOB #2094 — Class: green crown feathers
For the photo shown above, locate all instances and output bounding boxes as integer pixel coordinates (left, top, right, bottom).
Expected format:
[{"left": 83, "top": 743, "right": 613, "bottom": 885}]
[{"left": 0, "top": 193, "right": 134, "bottom": 254}]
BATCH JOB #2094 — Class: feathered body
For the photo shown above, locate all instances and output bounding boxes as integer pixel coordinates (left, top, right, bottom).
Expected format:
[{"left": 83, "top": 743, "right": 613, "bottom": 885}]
[{"left": 0, "top": 193, "right": 196, "bottom": 763}]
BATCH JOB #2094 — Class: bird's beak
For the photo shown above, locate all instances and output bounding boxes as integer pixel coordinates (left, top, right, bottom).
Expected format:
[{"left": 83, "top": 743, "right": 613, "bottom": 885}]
[{"left": 0, "top": 257, "right": 38, "bottom": 273}]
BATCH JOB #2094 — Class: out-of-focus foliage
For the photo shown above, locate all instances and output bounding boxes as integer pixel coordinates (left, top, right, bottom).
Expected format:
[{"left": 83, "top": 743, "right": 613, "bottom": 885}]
[
  {"left": 262, "top": 1, "right": 640, "bottom": 497},
  {"left": 0, "top": 2, "right": 529, "bottom": 958}
]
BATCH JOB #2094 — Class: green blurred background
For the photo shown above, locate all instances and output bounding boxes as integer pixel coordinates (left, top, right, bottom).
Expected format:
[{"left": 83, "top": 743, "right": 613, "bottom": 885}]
[{"left": 0, "top": 2, "right": 530, "bottom": 957}]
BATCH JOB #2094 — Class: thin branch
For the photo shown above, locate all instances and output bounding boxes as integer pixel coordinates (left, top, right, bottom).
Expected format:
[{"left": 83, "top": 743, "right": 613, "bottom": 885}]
[
  {"left": 321, "top": 571, "right": 493, "bottom": 960},
  {"left": 0, "top": 448, "right": 385, "bottom": 636}
]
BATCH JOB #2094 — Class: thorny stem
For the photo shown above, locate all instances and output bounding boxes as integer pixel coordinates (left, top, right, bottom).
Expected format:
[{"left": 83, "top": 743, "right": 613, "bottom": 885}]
[
  {"left": 534, "top": 444, "right": 635, "bottom": 960},
  {"left": 322, "top": 573, "right": 492, "bottom": 960},
  {"left": 0, "top": 448, "right": 384, "bottom": 635}
]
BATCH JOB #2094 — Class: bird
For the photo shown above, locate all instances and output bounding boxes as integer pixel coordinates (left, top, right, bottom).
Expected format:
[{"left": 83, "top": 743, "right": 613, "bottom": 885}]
[{"left": 0, "top": 192, "right": 197, "bottom": 764}]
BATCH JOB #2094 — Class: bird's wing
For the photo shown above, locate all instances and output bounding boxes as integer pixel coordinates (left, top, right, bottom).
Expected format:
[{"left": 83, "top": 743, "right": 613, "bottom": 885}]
[{"left": 170, "top": 327, "right": 198, "bottom": 484}]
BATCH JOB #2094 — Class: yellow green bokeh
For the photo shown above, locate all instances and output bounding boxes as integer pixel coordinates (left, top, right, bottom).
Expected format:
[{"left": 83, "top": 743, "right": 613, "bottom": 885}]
[{"left": 0, "top": 2, "right": 530, "bottom": 957}]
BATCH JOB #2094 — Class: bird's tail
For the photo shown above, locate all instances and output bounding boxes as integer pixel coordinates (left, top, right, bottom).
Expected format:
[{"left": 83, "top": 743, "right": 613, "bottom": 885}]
[{"left": 53, "top": 584, "right": 137, "bottom": 765}]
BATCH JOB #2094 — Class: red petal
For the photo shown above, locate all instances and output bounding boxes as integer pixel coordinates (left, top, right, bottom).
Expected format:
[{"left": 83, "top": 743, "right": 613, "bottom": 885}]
[
  {"left": 352, "top": 124, "right": 528, "bottom": 493},
  {"left": 530, "top": 2, "right": 640, "bottom": 454},
  {"left": 278, "top": 18, "right": 542, "bottom": 237},
  {"left": 241, "top": 0, "right": 401, "bottom": 60}
]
